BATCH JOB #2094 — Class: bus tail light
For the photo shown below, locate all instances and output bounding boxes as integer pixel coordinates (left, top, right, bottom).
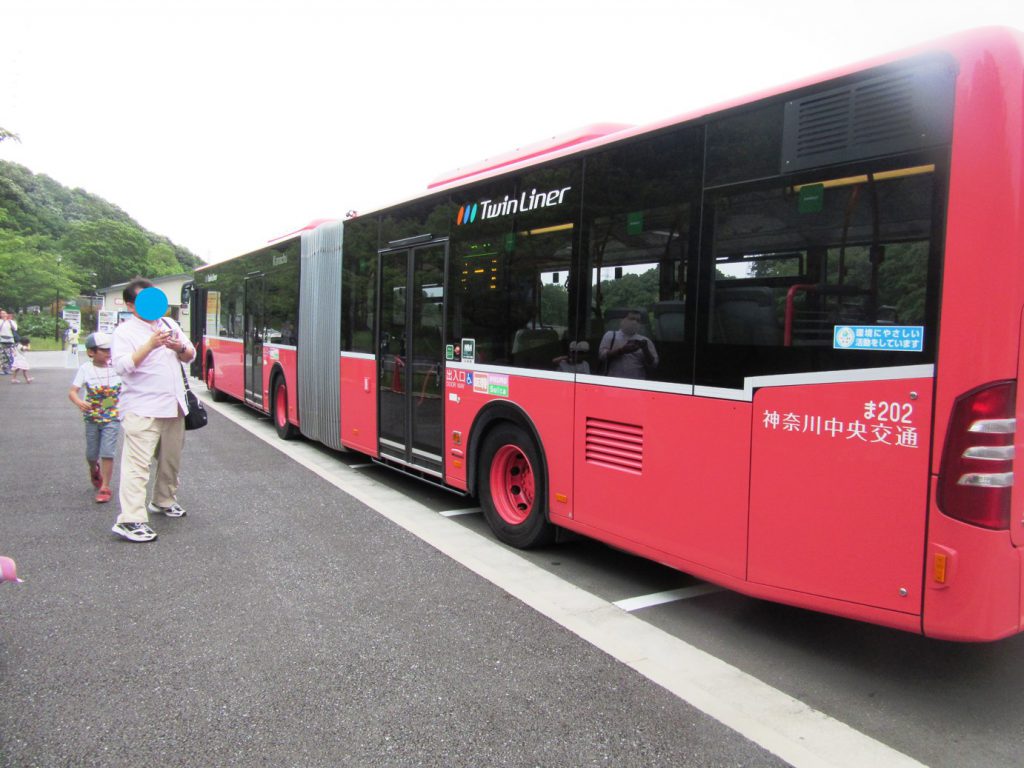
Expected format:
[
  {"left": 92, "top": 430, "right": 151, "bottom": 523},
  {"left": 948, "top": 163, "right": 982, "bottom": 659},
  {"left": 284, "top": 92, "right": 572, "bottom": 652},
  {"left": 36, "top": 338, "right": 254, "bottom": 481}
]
[{"left": 937, "top": 381, "right": 1016, "bottom": 530}]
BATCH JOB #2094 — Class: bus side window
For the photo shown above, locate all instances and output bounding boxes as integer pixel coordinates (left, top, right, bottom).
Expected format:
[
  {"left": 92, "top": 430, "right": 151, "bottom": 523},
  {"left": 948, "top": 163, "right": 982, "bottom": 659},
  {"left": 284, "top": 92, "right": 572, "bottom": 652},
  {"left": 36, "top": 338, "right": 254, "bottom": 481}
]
[
  {"left": 700, "top": 166, "right": 938, "bottom": 388},
  {"left": 652, "top": 300, "right": 685, "bottom": 343},
  {"left": 512, "top": 327, "right": 561, "bottom": 369},
  {"left": 713, "top": 287, "right": 781, "bottom": 346},
  {"left": 581, "top": 126, "right": 701, "bottom": 386}
]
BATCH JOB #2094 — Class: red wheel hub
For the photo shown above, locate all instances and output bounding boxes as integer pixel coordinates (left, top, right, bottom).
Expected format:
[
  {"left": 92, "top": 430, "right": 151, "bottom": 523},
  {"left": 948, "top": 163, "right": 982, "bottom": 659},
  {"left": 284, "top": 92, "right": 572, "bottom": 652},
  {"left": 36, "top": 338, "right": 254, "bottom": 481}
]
[
  {"left": 489, "top": 444, "right": 534, "bottom": 525},
  {"left": 275, "top": 385, "right": 287, "bottom": 427}
]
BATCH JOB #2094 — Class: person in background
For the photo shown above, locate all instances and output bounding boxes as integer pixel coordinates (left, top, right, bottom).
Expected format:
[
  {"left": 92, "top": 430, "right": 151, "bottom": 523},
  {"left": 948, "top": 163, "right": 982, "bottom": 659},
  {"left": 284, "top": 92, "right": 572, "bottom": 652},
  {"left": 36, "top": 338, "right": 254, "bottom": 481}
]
[
  {"left": 0, "top": 310, "right": 18, "bottom": 375},
  {"left": 65, "top": 325, "right": 80, "bottom": 367},
  {"left": 10, "top": 337, "right": 32, "bottom": 383},
  {"left": 110, "top": 278, "right": 196, "bottom": 543},
  {"left": 68, "top": 333, "right": 122, "bottom": 503},
  {"left": 554, "top": 340, "right": 591, "bottom": 374},
  {"left": 598, "top": 309, "right": 658, "bottom": 379}
]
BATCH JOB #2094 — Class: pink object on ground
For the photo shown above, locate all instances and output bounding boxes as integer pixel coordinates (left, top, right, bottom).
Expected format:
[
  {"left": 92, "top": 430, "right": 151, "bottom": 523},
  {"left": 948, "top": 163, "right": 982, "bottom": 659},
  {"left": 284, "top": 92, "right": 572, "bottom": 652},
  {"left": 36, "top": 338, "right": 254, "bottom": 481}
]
[{"left": 0, "top": 556, "right": 23, "bottom": 583}]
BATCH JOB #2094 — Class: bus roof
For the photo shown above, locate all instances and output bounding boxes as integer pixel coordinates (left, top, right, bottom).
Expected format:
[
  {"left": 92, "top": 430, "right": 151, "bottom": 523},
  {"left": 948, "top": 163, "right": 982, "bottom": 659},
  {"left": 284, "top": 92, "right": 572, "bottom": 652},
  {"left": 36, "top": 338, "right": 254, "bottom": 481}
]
[
  {"left": 194, "top": 219, "right": 337, "bottom": 272},
  {"left": 355, "top": 26, "right": 1023, "bottom": 217},
  {"left": 427, "top": 123, "right": 632, "bottom": 190}
]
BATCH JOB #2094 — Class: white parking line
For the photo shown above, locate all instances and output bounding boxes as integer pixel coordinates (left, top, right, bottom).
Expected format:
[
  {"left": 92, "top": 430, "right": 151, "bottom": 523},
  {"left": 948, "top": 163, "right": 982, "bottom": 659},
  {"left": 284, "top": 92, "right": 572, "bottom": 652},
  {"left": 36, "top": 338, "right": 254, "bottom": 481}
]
[
  {"left": 439, "top": 507, "right": 482, "bottom": 518},
  {"left": 200, "top": 392, "right": 927, "bottom": 768},
  {"left": 346, "top": 463, "right": 375, "bottom": 469},
  {"left": 614, "top": 585, "right": 724, "bottom": 612}
]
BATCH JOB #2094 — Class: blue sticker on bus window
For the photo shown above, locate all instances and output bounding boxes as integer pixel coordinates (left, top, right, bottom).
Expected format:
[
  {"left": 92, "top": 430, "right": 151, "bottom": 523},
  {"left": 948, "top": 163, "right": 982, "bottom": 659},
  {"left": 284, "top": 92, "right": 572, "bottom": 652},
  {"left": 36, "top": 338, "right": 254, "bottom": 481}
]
[{"left": 834, "top": 325, "right": 924, "bottom": 352}]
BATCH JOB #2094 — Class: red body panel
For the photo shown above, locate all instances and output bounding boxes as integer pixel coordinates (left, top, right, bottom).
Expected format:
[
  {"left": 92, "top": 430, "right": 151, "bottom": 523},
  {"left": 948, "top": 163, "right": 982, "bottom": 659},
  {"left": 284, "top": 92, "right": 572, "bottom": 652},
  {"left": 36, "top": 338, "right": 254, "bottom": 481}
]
[
  {"left": 556, "top": 514, "right": 923, "bottom": 635},
  {"left": 340, "top": 356, "right": 379, "bottom": 456},
  {"left": 919, "top": 30, "right": 1024, "bottom": 639},
  {"left": 750, "top": 379, "right": 932, "bottom": 615},
  {"left": 203, "top": 338, "right": 298, "bottom": 426},
  {"left": 206, "top": 337, "right": 245, "bottom": 401},
  {"left": 444, "top": 368, "right": 574, "bottom": 502},
  {"left": 930, "top": 30, "right": 1024, "bottom": 472},
  {"left": 572, "top": 384, "right": 750, "bottom": 580},
  {"left": 923, "top": 486, "right": 1022, "bottom": 641}
]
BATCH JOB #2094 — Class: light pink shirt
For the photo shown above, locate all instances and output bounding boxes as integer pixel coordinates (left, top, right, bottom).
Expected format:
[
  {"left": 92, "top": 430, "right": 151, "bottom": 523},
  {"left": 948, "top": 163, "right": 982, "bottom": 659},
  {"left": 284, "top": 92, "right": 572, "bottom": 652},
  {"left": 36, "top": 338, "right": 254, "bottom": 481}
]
[{"left": 112, "top": 315, "right": 197, "bottom": 418}]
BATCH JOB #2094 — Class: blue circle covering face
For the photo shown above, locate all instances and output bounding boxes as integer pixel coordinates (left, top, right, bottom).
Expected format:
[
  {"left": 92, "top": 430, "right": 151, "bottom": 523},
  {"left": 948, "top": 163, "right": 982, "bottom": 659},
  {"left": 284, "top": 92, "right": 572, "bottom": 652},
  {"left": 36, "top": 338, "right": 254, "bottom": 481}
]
[{"left": 135, "top": 287, "right": 169, "bottom": 321}]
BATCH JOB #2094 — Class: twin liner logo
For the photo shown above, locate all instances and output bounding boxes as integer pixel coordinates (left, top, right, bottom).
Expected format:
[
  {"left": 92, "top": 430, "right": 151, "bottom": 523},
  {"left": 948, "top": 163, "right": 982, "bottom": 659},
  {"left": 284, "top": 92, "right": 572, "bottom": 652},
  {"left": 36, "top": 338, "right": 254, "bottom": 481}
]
[{"left": 456, "top": 186, "right": 572, "bottom": 225}]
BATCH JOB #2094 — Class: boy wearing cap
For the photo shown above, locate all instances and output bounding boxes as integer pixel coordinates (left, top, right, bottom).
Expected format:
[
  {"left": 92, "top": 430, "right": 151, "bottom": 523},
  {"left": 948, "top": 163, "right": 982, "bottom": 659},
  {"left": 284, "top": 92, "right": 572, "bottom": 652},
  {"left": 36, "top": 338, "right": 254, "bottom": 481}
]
[{"left": 68, "top": 332, "right": 123, "bottom": 504}]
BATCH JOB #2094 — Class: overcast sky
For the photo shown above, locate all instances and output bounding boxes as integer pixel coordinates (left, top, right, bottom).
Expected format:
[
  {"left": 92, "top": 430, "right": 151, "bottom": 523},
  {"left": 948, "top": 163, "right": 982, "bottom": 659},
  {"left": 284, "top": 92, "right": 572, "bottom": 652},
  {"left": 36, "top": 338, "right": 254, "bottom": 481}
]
[{"left": 3, "top": 0, "right": 1023, "bottom": 267}]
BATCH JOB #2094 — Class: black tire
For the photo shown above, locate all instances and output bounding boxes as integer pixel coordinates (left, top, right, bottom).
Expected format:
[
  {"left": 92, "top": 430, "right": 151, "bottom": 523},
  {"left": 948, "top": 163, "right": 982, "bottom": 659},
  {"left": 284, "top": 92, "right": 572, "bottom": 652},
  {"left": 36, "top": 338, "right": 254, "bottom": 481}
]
[
  {"left": 478, "top": 423, "right": 554, "bottom": 549},
  {"left": 272, "top": 377, "right": 300, "bottom": 440},
  {"left": 205, "top": 357, "right": 228, "bottom": 402}
]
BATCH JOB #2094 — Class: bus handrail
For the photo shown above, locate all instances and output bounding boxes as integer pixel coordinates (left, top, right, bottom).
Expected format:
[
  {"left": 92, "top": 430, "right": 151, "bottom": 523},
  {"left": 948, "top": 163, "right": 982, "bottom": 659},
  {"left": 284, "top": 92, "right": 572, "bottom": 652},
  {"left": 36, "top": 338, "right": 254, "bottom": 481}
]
[{"left": 784, "top": 284, "right": 819, "bottom": 346}]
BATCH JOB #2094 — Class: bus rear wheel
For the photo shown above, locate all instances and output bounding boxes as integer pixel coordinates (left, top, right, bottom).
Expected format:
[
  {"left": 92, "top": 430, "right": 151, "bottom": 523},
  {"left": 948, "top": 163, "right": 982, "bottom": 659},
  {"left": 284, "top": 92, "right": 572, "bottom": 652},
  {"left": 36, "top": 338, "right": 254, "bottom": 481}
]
[
  {"left": 272, "top": 377, "right": 299, "bottom": 440},
  {"left": 479, "top": 423, "right": 554, "bottom": 549}
]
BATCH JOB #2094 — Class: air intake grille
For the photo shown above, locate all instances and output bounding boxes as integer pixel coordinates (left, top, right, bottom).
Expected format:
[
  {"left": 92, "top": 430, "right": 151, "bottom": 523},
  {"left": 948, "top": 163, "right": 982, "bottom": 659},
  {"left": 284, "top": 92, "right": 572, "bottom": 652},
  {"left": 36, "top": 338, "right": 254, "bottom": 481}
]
[
  {"left": 585, "top": 417, "right": 643, "bottom": 474},
  {"left": 782, "top": 61, "right": 954, "bottom": 173}
]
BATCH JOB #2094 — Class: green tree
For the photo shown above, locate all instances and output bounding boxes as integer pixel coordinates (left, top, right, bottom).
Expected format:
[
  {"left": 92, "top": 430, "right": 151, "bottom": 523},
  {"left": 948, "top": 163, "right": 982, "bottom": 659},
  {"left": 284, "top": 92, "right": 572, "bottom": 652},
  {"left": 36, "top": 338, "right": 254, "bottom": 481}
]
[
  {"left": 0, "top": 230, "right": 80, "bottom": 310},
  {"left": 60, "top": 219, "right": 150, "bottom": 287},
  {"left": 599, "top": 269, "right": 660, "bottom": 317},
  {"left": 146, "top": 242, "right": 184, "bottom": 276},
  {"left": 540, "top": 282, "right": 568, "bottom": 327},
  {"left": 0, "top": 159, "right": 203, "bottom": 277}
]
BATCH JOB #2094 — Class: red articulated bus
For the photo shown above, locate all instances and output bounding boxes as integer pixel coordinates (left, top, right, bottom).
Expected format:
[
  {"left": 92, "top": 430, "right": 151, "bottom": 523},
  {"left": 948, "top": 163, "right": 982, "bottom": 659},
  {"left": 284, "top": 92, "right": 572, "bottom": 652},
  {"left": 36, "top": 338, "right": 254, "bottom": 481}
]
[{"left": 187, "top": 27, "right": 1024, "bottom": 641}]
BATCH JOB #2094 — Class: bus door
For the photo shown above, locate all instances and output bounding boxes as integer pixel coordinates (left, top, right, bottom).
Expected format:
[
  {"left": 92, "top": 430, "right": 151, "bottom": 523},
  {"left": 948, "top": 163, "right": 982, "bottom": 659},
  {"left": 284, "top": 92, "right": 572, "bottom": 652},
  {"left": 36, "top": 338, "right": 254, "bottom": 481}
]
[
  {"left": 377, "top": 240, "right": 447, "bottom": 476},
  {"left": 182, "top": 281, "right": 205, "bottom": 378},
  {"left": 243, "top": 273, "right": 265, "bottom": 407}
]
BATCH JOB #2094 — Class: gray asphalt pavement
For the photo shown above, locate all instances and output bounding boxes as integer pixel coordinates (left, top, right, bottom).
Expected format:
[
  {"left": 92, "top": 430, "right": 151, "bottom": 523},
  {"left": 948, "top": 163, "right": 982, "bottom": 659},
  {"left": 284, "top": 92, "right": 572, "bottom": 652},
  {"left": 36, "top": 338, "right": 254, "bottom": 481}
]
[{"left": 0, "top": 366, "right": 785, "bottom": 767}]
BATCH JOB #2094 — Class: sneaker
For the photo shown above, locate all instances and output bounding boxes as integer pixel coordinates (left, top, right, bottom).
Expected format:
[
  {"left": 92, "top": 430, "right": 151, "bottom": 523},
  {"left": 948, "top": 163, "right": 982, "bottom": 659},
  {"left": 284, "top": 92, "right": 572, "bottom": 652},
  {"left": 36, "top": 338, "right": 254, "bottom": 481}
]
[
  {"left": 90, "top": 462, "right": 103, "bottom": 489},
  {"left": 95, "top": 488, "right": 112, "bottom": 503},
  {"left": 112, "top": 522, "right": 157, "bottom": 542},
  {"left": 148, "top": 502, "right": 186, "bottom": 518}
]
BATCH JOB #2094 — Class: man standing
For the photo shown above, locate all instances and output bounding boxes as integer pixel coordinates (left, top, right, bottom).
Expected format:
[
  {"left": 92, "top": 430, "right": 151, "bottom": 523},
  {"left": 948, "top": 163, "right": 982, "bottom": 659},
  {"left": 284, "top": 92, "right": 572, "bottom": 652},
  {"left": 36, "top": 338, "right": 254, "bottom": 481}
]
[
  {"left": 598, "top": 309, "right": 658, "bottom": 379},
  {"left": 110, "top": 278, "right": 196, "bottom": 543}
]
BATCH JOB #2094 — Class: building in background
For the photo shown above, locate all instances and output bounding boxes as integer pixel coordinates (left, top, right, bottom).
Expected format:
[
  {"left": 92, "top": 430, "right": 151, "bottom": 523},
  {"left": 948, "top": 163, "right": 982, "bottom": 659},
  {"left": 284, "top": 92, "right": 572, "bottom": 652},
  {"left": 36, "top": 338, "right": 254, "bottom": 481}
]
[{"left": 95, "top": 272, "right": 192, "bottom": 338}]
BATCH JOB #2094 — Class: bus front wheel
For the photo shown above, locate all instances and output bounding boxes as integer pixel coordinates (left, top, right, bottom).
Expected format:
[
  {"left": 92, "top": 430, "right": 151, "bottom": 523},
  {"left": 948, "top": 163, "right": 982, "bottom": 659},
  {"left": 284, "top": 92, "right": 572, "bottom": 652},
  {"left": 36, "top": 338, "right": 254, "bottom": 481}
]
[
  {"left": 205, "top": 359, "right": 228, "bottom": 402},
  {"left": 479, "top": 424, "right": 554, "bottom": 549}
]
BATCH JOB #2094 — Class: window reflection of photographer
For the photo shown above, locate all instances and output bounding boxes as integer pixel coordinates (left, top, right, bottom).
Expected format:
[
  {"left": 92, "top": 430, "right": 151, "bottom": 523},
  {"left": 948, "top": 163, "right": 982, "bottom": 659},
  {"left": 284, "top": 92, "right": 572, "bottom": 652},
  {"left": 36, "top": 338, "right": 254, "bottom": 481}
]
[
  {"left": 278, "top": 320, "right": 296, "bottom": 346},
  {"left": 554, "top": 341, "right": 590, "bottom": 374},
  {"left": 599, "top": 310, "right": 658, "bottom": 379}
]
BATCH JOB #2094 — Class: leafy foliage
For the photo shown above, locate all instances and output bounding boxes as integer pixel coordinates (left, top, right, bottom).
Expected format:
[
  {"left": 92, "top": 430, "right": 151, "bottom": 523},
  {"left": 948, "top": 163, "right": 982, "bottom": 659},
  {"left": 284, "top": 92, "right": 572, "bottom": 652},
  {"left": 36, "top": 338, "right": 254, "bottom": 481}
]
[
  {"left": 597, "top": 269, "right": 661, "bottom": 318},
  {"left": 0, "top": 229, "right": 77, "bottom": 310},
  {"left": 0, "top": 160, "right": 203, "bottom": 311},
  {"left": 14, "top": 311, "right": 62, "bottom": 341}
]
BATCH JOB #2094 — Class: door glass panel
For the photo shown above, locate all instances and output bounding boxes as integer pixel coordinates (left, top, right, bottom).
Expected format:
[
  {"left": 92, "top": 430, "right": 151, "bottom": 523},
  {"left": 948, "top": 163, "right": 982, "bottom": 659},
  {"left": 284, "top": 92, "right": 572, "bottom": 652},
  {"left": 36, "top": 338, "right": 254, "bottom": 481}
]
[
  {"left": 410, "top": 245, "right": 445, "bottom": 460},
  {"left": 244, "top": 275, "right": 264, "bottom": 404},
  {"left": 378, "top": 250, "right": 409, "bottom": 448}
]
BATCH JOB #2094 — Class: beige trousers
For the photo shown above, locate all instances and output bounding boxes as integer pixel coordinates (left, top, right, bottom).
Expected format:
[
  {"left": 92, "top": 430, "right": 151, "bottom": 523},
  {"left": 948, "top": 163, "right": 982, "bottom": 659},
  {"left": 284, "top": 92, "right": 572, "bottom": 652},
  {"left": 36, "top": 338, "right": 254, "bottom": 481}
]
[{"left": 116, "top": 412, "right": 185, "bottom": 524}]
